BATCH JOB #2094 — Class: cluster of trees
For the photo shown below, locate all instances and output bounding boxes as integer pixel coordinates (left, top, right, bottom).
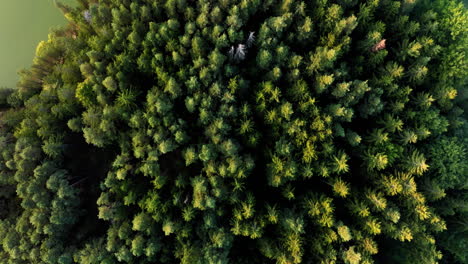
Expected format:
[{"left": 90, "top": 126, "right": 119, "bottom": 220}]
[{"left": 0, "top": 0, "right": 466, "bottom": 263}]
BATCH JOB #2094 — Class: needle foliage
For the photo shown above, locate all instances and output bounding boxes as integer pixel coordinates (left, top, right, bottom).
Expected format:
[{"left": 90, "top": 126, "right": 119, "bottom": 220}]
[{"left": 0, "top": 0, "right": 466, "bottom": 263}]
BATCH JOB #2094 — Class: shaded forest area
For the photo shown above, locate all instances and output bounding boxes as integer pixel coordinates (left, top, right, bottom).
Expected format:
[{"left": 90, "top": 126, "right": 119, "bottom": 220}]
[{"left": 0, "top": 0, "right": 467, "bottom": 263}]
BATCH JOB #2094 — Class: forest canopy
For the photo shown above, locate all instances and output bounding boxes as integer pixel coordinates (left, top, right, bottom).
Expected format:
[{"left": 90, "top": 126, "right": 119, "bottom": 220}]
[{"left": 0, "top": 0, "right": 467, "bottom": 263}]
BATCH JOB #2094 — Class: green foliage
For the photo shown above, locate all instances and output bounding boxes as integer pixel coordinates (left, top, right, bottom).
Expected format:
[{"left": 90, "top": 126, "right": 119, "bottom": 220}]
[
  {"left": 425, "top": 136, "right": 467, "bottom": 189},
  {"left": 423, "top": 136, "right": 468, "bottom": 263},
  {"left": 75, "top": 81, "right": 96, "bottom": 107},
  {"left": 0, "top": 0, "right": 466, "bottom": 263}
]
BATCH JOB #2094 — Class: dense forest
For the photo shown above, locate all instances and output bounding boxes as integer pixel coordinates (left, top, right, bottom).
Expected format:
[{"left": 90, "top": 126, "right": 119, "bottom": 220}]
[{"left": 0, "top": 0, "right": 467, "bottom": 263}]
